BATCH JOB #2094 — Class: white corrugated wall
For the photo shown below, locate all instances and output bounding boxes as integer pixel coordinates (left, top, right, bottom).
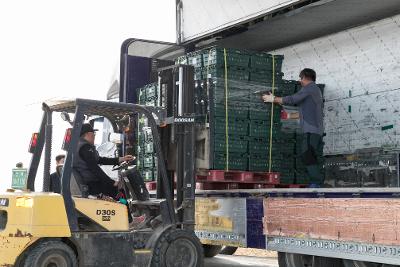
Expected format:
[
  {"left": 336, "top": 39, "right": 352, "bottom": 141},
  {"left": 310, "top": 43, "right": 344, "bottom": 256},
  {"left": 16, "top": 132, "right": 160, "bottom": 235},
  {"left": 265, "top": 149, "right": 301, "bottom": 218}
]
[{"left": 273, "top": 15, "right": 400, "bottom": 155}]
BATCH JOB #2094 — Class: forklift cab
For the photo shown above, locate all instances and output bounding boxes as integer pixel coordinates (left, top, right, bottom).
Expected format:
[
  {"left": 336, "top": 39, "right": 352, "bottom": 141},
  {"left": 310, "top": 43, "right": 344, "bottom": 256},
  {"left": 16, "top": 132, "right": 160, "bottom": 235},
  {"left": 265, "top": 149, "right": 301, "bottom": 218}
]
[{"left": 28, "top": 98, "right": 175, "bottom": 231}]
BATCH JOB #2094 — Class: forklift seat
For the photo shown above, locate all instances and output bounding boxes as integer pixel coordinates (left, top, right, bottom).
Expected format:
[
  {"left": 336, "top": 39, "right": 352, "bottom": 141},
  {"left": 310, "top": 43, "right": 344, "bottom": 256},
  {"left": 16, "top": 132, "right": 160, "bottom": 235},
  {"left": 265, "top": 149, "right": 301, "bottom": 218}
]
[{"left": 71, "top": 170, "right": 89, "bottom": 198}]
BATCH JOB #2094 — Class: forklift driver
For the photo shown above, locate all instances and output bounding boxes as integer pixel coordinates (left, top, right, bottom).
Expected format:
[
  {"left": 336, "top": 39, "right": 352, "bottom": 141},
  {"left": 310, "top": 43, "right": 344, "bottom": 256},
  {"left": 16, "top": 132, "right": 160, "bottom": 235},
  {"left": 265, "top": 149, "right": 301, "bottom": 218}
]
[{"left": 73, "top": 123, "right": 150, "bottom": 201}]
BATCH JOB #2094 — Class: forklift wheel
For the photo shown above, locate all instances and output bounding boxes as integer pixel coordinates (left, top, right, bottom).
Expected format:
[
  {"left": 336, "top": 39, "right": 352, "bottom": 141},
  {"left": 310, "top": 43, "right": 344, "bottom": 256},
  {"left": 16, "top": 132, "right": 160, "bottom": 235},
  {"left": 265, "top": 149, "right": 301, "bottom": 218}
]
[
  {"left": 279, "top": 252, "right": 344, "bottom": 267},
  {"left": 202, "top": 244, "right": 222, "bottom": 257},
  {"left": 219, "top": 246, "right": 238, "bottom": 255},
  {"left": 150, "top": 229, "right": 204, "bottom": 267},
  {"left": 22, "top": 240, "right": 78, "bottom": 267}
]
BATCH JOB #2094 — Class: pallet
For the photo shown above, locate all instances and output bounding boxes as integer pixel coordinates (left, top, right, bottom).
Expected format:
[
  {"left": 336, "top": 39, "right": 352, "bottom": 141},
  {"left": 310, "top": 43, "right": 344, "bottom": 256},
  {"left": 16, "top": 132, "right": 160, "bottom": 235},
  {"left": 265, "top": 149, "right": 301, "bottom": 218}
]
[
  {"left": 196, "top": 170, "right": 280, "bottom": 184},
  {"left": 145, "top": 181, "right": 157, "bottom": 191},
  {"left": 196, "top": 182, "right": 274, "bottom": 190},
  {"left": 147, "top": 180, "right": 308, "bottom": 191}
]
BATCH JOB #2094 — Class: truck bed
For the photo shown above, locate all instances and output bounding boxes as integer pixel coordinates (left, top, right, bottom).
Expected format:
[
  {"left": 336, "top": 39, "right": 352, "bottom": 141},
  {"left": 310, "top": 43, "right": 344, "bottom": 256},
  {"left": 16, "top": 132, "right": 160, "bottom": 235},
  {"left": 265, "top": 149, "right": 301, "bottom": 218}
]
[{"left": 195, "top": 187, "right": 400, "bottom": 197}]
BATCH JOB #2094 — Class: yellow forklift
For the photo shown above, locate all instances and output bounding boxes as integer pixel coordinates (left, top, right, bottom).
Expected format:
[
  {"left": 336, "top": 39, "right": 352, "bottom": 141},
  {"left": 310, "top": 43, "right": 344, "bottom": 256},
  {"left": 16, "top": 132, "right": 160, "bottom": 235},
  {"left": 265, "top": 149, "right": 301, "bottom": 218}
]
[{"left": 0, "top": 74, "right": 203, "bottom": 267}]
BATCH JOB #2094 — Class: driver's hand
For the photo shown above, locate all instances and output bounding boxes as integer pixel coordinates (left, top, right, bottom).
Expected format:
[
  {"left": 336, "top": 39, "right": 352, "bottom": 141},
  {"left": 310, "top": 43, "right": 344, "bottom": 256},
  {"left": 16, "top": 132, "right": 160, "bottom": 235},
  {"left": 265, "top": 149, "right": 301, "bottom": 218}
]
[{"left": 119, "top": 155, "right": 135, "bottom": 163}]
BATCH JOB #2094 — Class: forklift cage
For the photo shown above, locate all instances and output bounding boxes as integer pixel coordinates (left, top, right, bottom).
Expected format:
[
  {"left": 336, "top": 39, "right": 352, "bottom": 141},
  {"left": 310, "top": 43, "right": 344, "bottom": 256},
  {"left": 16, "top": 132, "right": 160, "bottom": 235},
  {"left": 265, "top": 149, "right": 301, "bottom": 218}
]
[{"left": 26, "top": 98, "right": 175, "bottom": 231}]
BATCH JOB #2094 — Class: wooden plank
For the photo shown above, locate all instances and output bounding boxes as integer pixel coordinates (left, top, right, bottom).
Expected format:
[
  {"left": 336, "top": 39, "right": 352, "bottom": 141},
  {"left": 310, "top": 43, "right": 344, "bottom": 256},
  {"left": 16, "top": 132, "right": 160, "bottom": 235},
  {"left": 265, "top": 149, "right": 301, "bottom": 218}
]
[{"left": 263, "top": 198, "right": 400, "bottom": 246}]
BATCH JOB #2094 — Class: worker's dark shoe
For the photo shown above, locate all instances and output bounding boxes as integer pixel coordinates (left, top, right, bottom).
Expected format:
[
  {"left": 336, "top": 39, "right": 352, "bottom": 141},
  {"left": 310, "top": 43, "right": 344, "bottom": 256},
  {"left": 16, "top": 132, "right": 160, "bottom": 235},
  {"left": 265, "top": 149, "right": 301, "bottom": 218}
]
[{"left": 129, "top": 214, "right": 150, "bottom": 229}]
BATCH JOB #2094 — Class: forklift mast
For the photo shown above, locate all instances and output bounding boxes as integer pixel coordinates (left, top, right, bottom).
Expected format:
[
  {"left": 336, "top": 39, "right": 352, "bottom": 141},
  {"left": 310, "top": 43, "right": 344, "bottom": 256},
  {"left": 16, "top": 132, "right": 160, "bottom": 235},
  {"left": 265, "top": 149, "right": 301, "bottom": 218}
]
[
  {"left": 119, "top": 39, "right": 197, "bottom": 229},
  {"left": 158, "top": 65, "right": 196, "bottom": 230}
]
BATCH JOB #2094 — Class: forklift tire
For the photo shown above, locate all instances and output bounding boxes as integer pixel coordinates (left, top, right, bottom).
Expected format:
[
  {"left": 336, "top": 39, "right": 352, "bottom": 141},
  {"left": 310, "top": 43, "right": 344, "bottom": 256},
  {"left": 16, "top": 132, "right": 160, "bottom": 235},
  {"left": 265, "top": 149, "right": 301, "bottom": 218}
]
[
  {"left": 202, "top": 244, "right": 222, "bottom": 257},
  {"left": 313, "top": 256, "right": 344, "bottom": 267},
  {"left": 277, "top": 252, "right": 288, "bottom": 267},
  {"left": 150, "top": 229, "right": 204, "bottom": 267},
  {"left": 279, "top": 252, "right": 344, "bottom": 267},
  {"left": 22, "top": 240, "right": 78, "bottom": 267},
  {"left": 219, "top": 246, "right": 238, "bottom": 255},
  {"left": 343, "top": 260, "right": 397, "bottom": 267}
]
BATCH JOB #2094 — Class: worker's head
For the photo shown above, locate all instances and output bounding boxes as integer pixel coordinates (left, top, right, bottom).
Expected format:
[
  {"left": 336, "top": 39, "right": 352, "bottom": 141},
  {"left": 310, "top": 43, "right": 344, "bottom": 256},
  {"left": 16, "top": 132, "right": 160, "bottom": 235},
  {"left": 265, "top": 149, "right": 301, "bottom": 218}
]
[
  {"left": 299, "top": 68, "right": 316, "bottom": 87},
  {"left": 80, "top": 123, "right": 97, "bottom": 145},
  {"left": 55, "top": 154, "right": 65, "bottom": 166}
]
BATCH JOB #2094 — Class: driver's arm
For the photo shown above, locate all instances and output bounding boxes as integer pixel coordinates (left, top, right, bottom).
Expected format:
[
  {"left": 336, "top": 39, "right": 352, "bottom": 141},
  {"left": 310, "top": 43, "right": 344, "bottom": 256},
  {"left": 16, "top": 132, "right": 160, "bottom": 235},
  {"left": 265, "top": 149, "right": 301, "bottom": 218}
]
[{"left": 98, "top": 156, "right": 119, "bottom": 166}]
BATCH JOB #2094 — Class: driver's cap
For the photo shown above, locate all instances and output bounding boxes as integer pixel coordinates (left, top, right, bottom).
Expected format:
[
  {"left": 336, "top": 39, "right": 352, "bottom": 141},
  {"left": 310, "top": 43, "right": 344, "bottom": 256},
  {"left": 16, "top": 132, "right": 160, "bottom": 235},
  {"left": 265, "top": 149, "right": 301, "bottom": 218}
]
[{"left": 80, "top": 123, "right": 98, "bottom": 136}]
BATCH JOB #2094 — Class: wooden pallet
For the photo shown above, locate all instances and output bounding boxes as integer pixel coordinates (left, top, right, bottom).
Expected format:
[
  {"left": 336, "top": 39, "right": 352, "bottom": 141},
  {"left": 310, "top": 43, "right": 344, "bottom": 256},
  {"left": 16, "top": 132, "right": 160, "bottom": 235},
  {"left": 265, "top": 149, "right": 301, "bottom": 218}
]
[
  {"left": 147, "top": 180, "right": 308, "bottom": 191},
  {"left": 195, "top": 182, "right": 274, "bottom": 190},
  {"left": 196, "top": 170, "right": 280, "bottom": 184}
]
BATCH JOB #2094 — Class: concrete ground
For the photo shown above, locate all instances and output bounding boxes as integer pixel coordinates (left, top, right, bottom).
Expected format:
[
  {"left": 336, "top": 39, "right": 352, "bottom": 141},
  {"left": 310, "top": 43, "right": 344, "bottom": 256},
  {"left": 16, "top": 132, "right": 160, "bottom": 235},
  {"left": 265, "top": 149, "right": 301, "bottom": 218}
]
[{"left": 205, "top": 255, "right": 278, "bottom": 267}]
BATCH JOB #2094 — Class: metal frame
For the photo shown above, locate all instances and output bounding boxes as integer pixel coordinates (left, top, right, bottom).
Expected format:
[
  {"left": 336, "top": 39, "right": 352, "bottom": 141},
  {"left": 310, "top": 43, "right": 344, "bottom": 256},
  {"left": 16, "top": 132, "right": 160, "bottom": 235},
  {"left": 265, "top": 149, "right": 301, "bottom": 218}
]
[
  {"left": 267, "top": 236, "right": 400, "bottom": 265},
  {"left": 156, "top": 64, "right": 196, "bottom": 229},
  {"left": 27, "top": 98, "right": 175, "bottom": 232},
  {"left": 194, "top": 187, "right": 400, "bottom": 199}
]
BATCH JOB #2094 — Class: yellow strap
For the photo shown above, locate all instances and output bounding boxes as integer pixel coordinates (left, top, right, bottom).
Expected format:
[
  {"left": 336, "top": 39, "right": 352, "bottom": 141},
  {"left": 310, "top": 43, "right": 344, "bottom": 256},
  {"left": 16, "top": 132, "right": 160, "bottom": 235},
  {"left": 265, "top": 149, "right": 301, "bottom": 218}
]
[
  {"left": 205, "top": 49, "right": 213, "bottom": 124},
  {"left": 268, "top": 55, "right": 275, "bottom": 172},
  {"left": 224, "top": 48, "right": 229, "bottom": 171}
]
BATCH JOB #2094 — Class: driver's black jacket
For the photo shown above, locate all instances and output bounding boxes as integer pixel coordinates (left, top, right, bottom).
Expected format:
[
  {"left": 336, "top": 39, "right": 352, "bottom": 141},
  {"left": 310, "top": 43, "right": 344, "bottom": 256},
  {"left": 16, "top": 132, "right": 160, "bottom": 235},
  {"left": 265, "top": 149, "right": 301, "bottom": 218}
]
[
  {"left": 73, "top": 138, "right": 150, "bottom": 200},
  {"left": 79, "top": 143, "right": 119, "bottom": 184},
  {"left": 73, "top": 138, "right": 119, "bottom": 196}
]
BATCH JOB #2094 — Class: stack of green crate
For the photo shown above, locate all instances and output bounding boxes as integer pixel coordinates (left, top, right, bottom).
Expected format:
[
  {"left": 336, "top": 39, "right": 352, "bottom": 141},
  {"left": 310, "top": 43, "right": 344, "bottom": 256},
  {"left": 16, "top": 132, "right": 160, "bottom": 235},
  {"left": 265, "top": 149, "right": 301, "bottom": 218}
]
[
  {"left": 195, "top": 47, "right": 251, "bottom": 170},
  {"left": 137, "top": 83, "right": 160, "bottom": 182},
  {"left": 175, "top": 47, "right": 327, "bottom": 186},
  {"left": 247, "top": 73, "right": 298, "bottom": 182}
]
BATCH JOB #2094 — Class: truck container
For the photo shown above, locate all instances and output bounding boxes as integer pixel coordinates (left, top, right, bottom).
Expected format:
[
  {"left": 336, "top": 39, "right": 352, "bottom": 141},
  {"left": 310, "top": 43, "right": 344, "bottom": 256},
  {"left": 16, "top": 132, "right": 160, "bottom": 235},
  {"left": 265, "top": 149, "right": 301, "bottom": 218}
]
[{"left": 107, "top": 1, "right": 400, "bottom": 266}]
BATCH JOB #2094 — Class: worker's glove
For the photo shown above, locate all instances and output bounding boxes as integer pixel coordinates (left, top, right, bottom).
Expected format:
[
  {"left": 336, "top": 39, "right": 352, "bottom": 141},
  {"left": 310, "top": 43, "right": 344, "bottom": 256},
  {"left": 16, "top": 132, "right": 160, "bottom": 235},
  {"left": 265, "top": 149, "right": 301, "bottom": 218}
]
[{"left": 262, "top": 94, "right": 275, "bottom": 103}]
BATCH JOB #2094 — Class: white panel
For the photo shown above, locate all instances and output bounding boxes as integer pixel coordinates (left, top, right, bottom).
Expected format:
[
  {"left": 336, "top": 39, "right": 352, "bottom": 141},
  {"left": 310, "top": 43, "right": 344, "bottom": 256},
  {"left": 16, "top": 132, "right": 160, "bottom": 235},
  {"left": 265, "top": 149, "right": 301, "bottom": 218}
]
[
  {"left": 179, "top": 0, "right": 301, "bottom": 42},
  {"left": 273, "top": 15, "right": 400, "bottom": 155}
]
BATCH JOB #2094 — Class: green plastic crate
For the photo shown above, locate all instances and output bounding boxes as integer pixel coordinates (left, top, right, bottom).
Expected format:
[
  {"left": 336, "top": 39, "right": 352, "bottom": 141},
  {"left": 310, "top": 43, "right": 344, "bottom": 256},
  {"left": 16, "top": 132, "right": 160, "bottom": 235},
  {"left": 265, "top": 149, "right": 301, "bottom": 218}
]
[
  {"left": 248, "top": 152, "right": 296, "bottom": 172},
  {"left": 248, "top": 105, "right": 281, "bottom": 121},
  {"left": 202, "top": 65, "right": 250, "bottom": 81},
  {"left": 143, "top": 155, "right": 156, "bottom": 168},
  {"left": 249, "top": 71, "right": 284, "bottom": 84},
  {"left": 143, "top": 142, "right": 154, "bottom": 154},
  {"left": 213, "top": 117, "right": 249, "bottom": 136},
  {"left": 249, "top": 120, "right": 282, "bottom": 137},
  {"left": 141, "top": 169, "right": 156, "bottom": 182},
  {"left": 213, "top": 152, "right": 248, "bottom": 170},
  {"left": 202, "top": 47, "right": 250, "bottom": 68},
  {"left": 212, "top": 105, "right": 249, "bottom": 119},
  {"left": 250, "top": 53, "right": 284, "bottom": 71},
  {"left": 210, "top": 88, "right": 250, "bottom": 104},
  {"left": 188, "top": 51, "right": 203, "bottom": 68},
  {"left": 213, "top": 135, "right": 248, "bottom": 153}
]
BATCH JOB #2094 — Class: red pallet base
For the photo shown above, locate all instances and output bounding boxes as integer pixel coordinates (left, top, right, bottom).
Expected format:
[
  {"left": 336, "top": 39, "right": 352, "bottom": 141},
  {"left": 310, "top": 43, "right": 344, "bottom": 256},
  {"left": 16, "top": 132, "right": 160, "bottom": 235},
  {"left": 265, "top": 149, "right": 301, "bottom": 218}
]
[
  {"left": 196, "top": 170, "right": 280, "bottom": 184},
  {"left": 195, "top": 182, "right": 274, "bottom": 190},
  {"left": 146, "top": 178, "right": 306, "bottom": 191},
  {"left": 145, "top": 181, "right": 157, "bottom": 191}
]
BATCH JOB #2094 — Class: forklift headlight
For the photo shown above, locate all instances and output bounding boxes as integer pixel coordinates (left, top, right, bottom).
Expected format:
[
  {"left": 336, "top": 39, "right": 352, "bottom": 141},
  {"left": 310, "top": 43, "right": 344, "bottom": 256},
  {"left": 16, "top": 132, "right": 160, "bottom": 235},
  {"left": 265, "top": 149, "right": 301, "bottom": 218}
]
[{"left": 16, "top": 197, "right": 33, "bottom": 208}]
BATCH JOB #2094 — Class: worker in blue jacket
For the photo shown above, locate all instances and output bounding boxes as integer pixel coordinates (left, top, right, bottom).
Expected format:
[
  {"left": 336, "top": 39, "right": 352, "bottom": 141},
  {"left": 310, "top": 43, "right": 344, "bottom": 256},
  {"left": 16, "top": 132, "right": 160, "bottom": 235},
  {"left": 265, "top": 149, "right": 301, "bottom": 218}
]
[{"left": 263, "top": 68, "right": 324, "bottom": 186}]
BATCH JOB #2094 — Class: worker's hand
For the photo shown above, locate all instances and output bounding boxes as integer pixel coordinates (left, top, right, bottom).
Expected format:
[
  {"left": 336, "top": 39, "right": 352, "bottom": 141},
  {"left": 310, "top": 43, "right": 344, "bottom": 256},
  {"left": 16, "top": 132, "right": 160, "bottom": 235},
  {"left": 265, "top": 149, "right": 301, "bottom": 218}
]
[
  {"left": 119, "top": 155, "right": 135, "bottom": 163},
  {"left": 287, "top": 111, "right": 300, "bottom": 119},
  {"left": 262, "top": 93, "right": 275, "bottom": 103}
]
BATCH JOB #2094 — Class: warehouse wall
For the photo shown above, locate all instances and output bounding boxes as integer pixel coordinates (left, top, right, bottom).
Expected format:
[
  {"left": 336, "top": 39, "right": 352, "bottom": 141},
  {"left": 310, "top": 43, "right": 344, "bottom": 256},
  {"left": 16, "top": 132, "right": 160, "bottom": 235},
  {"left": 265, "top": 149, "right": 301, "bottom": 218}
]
[{"left": 273, "top": 14, "right": 400, "bottom": 155}]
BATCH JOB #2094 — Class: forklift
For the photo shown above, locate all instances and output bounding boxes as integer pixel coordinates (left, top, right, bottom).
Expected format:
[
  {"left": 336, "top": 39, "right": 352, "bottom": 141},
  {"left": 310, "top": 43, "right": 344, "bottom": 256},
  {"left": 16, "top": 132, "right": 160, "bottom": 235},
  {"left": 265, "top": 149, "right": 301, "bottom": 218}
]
[{"left": 0, "top": 65, "right": 203, "bottom": 266}]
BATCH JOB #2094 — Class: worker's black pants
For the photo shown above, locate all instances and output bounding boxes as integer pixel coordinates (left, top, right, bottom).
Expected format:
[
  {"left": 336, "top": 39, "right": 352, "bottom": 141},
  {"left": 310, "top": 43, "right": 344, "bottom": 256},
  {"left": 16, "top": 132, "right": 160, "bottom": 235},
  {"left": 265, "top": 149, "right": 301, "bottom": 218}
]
[
  {"left": 87, "top": 169, "right": 150, "bottom": 201},
  {"left": 300, "top": 133, "right": 324, "bottom": 186}
]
